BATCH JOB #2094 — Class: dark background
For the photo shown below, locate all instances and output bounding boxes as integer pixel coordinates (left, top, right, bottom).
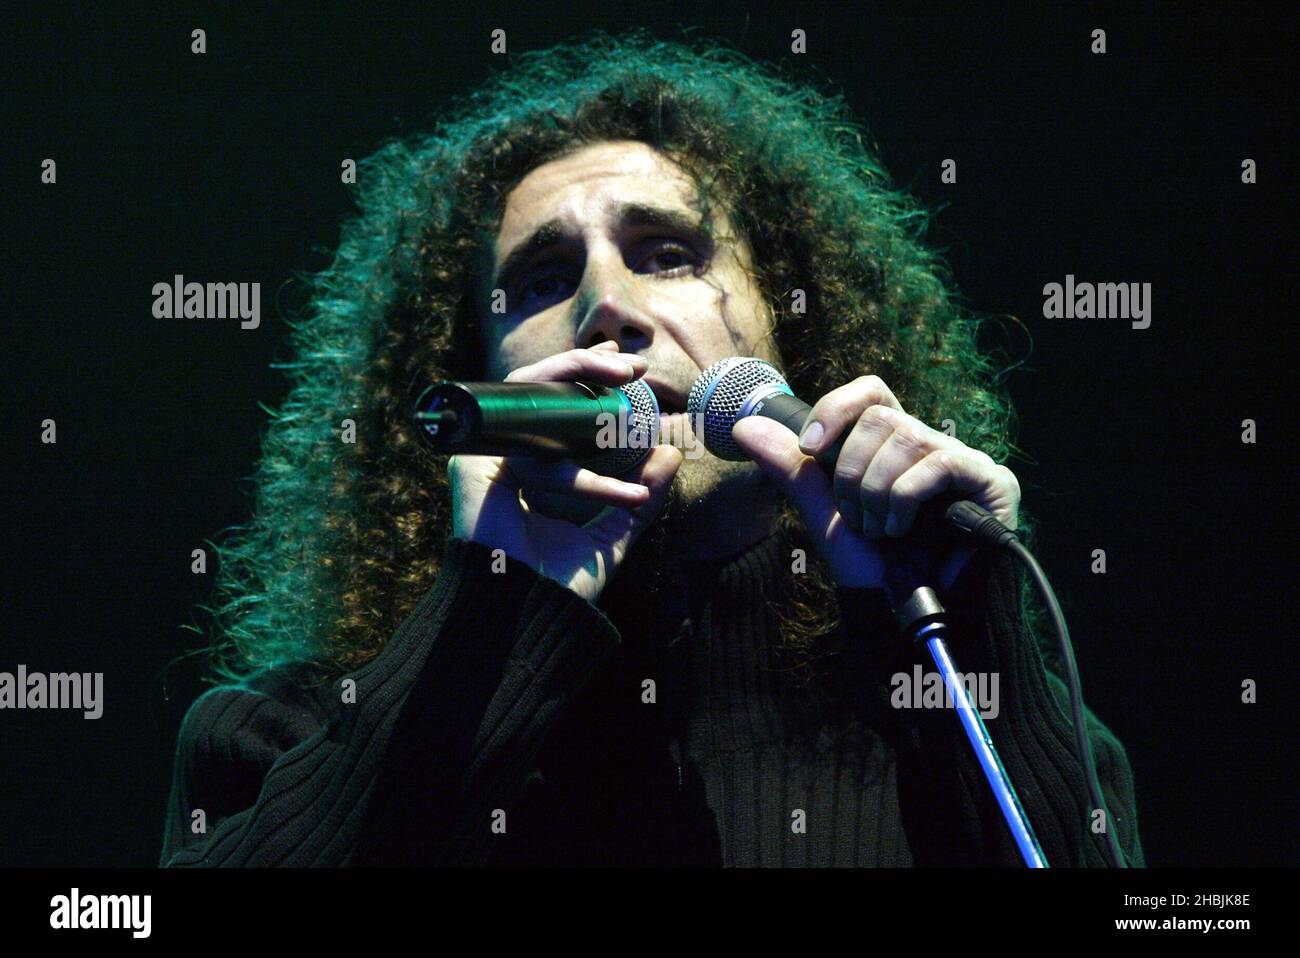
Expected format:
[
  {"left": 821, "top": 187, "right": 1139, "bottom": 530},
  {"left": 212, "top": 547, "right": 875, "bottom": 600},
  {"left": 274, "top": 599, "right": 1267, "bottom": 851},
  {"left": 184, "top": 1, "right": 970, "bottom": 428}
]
[{"left": 2, "top": 2, "right": 1295, "bottom": 867}]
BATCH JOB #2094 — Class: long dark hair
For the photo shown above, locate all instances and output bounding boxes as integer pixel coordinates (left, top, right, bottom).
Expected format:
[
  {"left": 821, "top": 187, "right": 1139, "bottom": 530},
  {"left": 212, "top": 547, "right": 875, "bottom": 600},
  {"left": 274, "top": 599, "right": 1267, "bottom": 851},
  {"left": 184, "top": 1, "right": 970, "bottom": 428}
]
[{"left": 191, "top": 29, "right": 1034, "bottom": 686}]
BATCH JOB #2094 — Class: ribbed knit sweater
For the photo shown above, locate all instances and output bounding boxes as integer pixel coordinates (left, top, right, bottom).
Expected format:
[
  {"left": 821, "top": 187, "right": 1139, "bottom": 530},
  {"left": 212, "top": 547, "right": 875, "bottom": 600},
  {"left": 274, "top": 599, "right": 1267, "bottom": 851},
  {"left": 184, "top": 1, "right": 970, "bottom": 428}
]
[{"left": 160, "top": 530, "right": 1144, "bottom": 867}]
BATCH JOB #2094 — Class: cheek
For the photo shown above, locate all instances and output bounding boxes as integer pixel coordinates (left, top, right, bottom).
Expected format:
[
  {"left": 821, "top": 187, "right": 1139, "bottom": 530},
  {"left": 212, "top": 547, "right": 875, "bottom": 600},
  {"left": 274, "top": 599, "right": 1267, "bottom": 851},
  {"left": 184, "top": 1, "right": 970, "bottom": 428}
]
[
  {"left": 491, "top": 316, "right": 575, "bottom": 377},
  {"left": 670, "top": 278, "right": 771, "bottom": 357}
]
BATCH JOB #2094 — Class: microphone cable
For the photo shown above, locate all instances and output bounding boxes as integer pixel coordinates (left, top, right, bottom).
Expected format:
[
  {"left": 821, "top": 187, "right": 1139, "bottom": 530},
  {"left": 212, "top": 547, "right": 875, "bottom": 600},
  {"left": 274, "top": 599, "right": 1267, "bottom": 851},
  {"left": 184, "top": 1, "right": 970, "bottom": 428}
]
[{"left": 945, "top": 501, "right": 1130, "bottom": 869}]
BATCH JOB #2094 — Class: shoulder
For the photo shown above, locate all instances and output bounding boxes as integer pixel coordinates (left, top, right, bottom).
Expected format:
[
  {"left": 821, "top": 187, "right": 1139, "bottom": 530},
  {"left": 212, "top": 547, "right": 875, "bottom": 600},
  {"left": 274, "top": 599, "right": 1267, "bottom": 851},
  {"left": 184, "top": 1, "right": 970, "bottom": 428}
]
[{"left": 177, "top": 662, "right": 335, "bottom": 774}]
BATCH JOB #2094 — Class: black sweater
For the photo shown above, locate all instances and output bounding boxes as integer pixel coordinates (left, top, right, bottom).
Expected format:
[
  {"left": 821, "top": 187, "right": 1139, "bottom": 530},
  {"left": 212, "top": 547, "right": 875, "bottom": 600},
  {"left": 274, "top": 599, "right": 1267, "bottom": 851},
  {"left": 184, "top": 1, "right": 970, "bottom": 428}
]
[{"left": 160, "top": 530, "right": 1144, "bottom": 867}]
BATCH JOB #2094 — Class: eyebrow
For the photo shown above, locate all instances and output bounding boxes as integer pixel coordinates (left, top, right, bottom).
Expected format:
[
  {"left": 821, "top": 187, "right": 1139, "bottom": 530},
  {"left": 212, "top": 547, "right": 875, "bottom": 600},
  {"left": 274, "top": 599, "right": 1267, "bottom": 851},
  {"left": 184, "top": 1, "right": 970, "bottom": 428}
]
[{"left": 490, "top": 201, "right": 712, "bottom": 294}]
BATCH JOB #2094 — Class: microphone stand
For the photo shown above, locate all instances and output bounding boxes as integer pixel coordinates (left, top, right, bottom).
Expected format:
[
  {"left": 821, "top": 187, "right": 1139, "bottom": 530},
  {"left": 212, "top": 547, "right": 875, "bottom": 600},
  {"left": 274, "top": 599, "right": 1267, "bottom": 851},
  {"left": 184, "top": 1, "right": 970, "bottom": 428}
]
[
  {"left": 685, "top": 358, "right": 1073, "bottom": 865},
  {"left": 877, "top": 539, "right": 1048, "bottom": 868}
]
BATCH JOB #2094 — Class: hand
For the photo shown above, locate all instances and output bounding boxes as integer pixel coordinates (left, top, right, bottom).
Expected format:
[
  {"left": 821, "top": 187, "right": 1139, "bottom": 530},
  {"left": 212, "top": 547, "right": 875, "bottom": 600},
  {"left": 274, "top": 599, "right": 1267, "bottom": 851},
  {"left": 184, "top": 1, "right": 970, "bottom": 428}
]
[
  {"left": 731, "top": 375, "right": 1020, "bottom": 591},
  {"left": 449, "top": 341, "right": 684, "bottom": 604}
]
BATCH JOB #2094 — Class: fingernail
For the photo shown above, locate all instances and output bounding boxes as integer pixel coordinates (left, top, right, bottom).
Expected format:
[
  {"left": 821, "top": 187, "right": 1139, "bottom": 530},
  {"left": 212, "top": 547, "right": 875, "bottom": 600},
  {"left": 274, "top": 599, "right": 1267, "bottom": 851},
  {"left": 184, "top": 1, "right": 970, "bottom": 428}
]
[{"left": 798, "top": 420, "right": 824, "bottom": 452}]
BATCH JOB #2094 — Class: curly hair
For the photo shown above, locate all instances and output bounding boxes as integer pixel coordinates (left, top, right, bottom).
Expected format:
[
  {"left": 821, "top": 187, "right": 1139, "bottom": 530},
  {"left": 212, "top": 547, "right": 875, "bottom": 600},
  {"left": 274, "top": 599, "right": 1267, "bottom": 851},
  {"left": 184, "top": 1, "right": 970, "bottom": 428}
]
[{"left": 192, "top": 28, "right": 1037, "bottom": 688}]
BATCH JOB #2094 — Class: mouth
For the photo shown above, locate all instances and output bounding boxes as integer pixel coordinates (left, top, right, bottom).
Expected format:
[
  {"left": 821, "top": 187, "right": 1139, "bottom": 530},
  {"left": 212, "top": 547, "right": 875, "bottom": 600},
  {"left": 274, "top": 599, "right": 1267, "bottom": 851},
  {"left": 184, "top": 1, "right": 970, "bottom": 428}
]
[
  {"left": 639, "top": 377, "right": 688, "bottom": 414},
  {"left": 655, "top": 410, "right": 698, "bottom": 451}
]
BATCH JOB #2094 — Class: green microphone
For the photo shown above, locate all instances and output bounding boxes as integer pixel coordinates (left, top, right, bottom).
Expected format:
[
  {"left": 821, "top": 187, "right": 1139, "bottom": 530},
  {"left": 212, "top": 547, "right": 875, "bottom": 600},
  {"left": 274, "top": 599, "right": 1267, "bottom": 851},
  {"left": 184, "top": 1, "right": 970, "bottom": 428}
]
[{"left": 413, "top": 378, "right": 660, "bottom": 477}]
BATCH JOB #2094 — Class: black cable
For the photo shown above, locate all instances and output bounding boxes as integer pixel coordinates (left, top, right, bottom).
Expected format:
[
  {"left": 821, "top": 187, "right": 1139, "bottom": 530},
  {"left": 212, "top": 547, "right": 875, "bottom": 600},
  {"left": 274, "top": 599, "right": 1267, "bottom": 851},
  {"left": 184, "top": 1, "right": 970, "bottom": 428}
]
[
  {"left": 1006, "top": 539, "right": 1127, "bottom": 868},
  {"left": 945, "top": 501, "right": 1128, "bottom": 868}
]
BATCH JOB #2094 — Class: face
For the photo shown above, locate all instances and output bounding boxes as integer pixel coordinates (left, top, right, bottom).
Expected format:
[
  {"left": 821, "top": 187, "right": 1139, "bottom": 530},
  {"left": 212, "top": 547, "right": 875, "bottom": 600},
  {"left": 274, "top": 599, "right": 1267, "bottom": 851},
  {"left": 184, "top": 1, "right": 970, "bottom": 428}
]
[{"left": 479, "top": 140, "right": 783, "bottom": 533}]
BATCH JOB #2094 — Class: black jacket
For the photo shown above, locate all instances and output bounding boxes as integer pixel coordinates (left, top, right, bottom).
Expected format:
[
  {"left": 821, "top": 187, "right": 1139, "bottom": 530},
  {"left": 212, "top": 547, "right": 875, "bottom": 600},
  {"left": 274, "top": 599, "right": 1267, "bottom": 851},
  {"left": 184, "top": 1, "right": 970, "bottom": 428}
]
[{"left": 160, "top": 530, "right": 1144, "bottom": 866}]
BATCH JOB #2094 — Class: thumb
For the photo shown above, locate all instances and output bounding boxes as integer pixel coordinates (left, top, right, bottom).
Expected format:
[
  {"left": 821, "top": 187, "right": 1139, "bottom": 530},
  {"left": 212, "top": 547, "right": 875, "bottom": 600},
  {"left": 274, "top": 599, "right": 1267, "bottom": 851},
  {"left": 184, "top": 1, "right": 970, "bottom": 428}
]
[{"left": 731, "top": 417, "right": 837, "bottom": 538}]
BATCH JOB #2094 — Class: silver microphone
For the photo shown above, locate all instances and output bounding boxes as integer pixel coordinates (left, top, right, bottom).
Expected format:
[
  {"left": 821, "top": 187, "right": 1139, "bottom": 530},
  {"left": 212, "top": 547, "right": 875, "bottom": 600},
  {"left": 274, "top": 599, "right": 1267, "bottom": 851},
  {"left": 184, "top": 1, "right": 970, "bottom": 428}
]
[
  {"left": 686, "top": 357, "right": 804, "bottom": 462},
  {"left": 687, "top": 356, "right": 965, "bottom": 542}
]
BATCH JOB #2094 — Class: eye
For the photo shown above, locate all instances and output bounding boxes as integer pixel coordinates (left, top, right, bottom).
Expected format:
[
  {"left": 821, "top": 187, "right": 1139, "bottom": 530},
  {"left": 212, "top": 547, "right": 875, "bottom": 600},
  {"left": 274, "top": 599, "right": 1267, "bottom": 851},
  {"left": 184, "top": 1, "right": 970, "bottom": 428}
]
[
  {"left": 635, "top": 240, "right": 701, "bottom": 276},
  {"left": 516, "top": 265, "right": 577, "bottom": 305}
]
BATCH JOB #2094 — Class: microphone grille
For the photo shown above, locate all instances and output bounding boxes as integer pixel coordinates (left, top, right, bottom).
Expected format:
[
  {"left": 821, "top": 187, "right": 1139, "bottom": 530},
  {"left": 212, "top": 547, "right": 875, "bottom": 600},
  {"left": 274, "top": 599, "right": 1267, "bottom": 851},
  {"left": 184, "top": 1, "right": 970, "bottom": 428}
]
[
  {"left": 581, "top": 378, "right": 660, "bottom": 476},
  {"left": 687, "top": 357, "right": 787, "bottom": 461}
]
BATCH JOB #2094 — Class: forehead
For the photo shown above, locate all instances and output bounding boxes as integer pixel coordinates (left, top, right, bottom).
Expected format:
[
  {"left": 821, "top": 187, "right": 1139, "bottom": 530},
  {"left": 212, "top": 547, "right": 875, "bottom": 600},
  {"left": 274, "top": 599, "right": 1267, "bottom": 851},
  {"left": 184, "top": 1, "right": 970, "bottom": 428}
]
[{"left": 494, "top": 140, "right": 711, "bottom": 256}]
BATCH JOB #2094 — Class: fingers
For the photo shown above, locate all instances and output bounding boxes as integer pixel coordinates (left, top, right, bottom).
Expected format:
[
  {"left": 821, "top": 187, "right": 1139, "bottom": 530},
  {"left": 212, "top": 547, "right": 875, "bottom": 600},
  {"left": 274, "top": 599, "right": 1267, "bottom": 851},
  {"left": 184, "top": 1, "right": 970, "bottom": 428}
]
[
  {"left": 744, "top": 390, "right": 1014, "bottom": 542},
  {"left": 455, "top": 344, "right": 657, "bottom": 522},
  {"left": 888, "top": 450, "right": 1019, "bottom": 536},
  {"left": 502, "top": 455, "right": 651, "bottom": 509},
  {"left": 585, "top": 444, "right": 684, "bottom": 548},
  {"left": 844, "top": 406, "right": 964, "bottom": 537},
  {"left": 795, "top": 375, "right": 904, "bottom": 455},
  {"left": 612, "top": 442, "right": 683, "bottom": 511},
  {"left": 504, "top": 343, "right": 648, "bottom": 387},
  {"left": 829, "top": 407, "right": 898, "bottom": 534}
]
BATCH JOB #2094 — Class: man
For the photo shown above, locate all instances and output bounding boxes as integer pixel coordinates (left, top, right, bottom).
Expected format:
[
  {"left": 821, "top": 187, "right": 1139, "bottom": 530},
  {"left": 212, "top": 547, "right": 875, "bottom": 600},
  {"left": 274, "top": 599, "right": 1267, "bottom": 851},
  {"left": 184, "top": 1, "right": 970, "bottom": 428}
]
[{"left": 161, "top": 31, "right": 1143, "bottom": 866}]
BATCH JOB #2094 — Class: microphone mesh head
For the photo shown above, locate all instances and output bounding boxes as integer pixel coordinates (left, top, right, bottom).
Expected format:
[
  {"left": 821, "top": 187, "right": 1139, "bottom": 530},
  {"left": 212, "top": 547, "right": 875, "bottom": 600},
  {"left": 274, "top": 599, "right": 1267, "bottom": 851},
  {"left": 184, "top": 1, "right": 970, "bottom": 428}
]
[
  {"left": 687, "top": 357, "right": 788, "bottom": 461},
  {"left": 581, "top": 378, "right": 660, "bottom": 476}
]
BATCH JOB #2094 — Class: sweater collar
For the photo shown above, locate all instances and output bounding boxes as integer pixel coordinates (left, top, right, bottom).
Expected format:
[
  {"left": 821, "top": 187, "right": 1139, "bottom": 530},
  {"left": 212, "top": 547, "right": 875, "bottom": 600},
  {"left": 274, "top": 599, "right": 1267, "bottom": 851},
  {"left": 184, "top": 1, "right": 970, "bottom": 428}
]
[
  {"left": 671, "top": 527, "right": 847, "bottom": 752},
  {"left": 601, "top": 524, "right": 889, "bottom": 752}
]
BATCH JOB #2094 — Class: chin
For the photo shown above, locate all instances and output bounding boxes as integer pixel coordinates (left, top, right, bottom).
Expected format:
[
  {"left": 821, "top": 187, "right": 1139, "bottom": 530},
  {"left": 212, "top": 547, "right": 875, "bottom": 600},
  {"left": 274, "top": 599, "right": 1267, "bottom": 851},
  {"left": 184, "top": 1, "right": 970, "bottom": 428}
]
[{"left": 670, "top": 455, "right": 762, "bottom": 514}]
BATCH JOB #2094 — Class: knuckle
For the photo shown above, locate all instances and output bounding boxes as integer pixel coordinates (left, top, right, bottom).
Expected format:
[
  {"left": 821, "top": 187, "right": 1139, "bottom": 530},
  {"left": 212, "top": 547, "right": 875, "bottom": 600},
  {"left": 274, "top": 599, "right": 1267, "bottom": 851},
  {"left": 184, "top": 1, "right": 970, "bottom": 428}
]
[
  {"left": 894, "top": 425, "right": 931, "bottom": 454},
  {"left": 889, "top": 478, "right": 919, "bottom": 505},
  {"left": 857, "top": 475, "right": 889, "bottom": 505},
  {"left": 813, "top": 390, "right": 851, "bottom": 422},
  {"left": 929, "top": 449, "right": 958, "bottom": 473},
  {"left": 861, "top": 403, "right": 895, "bottom": 428},
  {"left": 856, "top": 373, "right": 890, "bottom": 396}
]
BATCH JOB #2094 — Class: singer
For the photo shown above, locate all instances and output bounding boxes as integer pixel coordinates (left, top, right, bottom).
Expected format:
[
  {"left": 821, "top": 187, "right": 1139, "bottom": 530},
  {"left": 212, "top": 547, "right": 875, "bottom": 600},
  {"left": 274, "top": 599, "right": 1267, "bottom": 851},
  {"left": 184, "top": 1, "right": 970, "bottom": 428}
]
[{"left": 161, "top": 31, "right": 1143, "bottom": 867}]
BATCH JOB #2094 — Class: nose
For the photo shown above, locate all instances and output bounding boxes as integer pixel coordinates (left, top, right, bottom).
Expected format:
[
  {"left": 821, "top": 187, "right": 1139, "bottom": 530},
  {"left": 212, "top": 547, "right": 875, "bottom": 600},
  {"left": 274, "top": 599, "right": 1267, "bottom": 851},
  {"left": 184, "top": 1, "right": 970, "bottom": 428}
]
[
  {"left": 577, "top": 297, "right": 656, "bottom": 351},
  {"left": 573, "top": 253, "right": 656, "bottom": 352}
]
